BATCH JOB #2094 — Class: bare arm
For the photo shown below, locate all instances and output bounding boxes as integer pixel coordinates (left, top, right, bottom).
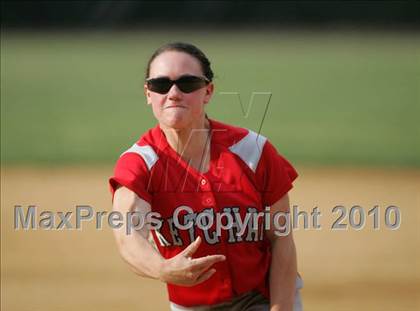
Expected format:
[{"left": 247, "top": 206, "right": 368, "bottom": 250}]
[
  {"left": 266, "top": 194, "right": 297, "bottom": 311},
  {"left": 112, "top": 186, "right": 225, "bottom": 286},
  {"left": 112, "top": 186, "right": 164, "bottom": 279}
]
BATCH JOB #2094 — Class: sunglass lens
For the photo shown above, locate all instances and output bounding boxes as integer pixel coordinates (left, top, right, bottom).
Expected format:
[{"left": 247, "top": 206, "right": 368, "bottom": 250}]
[
  {"left": 148, "top": 78, "right": 172, "bottom": 94},
  {"left": 176, "top": 76, "right": 207, "bottom": 93}
]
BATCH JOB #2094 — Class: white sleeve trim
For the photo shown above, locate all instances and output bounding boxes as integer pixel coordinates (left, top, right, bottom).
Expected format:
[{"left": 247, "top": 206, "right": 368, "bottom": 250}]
[
  {"left": 228, "top": 130, "right": 267, "bottom": 173},
  {"left": 121, "top": 144, "right": 158, "bottom": 171}
]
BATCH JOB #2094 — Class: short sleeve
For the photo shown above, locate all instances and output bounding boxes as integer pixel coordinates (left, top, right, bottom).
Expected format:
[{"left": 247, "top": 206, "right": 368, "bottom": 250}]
[
  {"left": 109, "top": 153, "right": 152, "bottom": 203},
  {"left": 256, "top": 140, "right": 298, "bottom": 206}
]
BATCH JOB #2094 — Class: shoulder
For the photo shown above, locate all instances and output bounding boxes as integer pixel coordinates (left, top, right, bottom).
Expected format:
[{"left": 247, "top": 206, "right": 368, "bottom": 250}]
[
  {"left": 210, "top": 118, "right": 268, "bottom": 173},
  {"left": 116, "top": 125, "right": 163, "bottom": 172},
  {"left": 109, "top": 126, "right": 161, "bottom": 201},
  {"left": 210, "top": 118, "right": 264, "bottom": 146}
]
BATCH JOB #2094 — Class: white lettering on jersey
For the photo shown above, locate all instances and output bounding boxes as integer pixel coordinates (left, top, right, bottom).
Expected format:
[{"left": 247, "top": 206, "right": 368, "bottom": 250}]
[
  {"left": 154, "top": 228, "right": 171, "bottom": 247},
  {"left": 167, "top": 218, "right": 183, "bottom": 246},
  {"left": 200, "top": 209, "right": 220, "bottom": 245},
  {"left": 156, "top": 205, "right": 267, "bottom": 248},
  {"left": 224, "top": 207, "right": 244, "bottom": 243}
]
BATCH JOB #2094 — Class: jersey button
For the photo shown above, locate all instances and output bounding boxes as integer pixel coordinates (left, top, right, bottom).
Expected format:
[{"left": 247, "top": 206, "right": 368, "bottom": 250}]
[
  {"left": 200, "top": 178, "right": 211, "bottom": 191},
  {"left": 202, "top": 197, "right": 214, "bottom": 206}
]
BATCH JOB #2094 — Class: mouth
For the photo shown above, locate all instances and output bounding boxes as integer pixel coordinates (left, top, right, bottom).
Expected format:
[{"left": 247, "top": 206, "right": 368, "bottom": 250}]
[{"left": 165, "top": 105, "right": 187, "bottom": 109}]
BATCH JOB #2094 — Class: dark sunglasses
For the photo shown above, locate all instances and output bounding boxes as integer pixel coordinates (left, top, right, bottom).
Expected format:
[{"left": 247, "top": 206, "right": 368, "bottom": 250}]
[{"left": 146, "top": 75, "right": 210, "bottom": 94}]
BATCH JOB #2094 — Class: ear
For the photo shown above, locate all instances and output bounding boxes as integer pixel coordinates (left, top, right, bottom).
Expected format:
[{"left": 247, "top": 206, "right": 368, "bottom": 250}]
[
  {"left": 203, "top": 83, "right": 214, "bottom": 105},
  {"left": 144, "top": 84, "right": 152, "bottom": 105}
]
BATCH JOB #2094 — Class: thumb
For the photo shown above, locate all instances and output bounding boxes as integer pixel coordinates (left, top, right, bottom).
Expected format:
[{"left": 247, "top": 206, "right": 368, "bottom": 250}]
[{"left": 182, "top": 236, "right": 201, "bottom": 258}]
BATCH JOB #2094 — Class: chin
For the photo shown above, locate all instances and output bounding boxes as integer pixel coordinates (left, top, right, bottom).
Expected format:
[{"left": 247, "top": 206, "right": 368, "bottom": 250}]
[{"left": 162, "top": 113, "right": 190, "bottom": 130}]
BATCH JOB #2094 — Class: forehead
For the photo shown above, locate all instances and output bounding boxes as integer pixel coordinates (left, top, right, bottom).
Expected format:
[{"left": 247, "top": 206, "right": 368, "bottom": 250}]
[{"left": 149, "top": 51, "right": 203, "bottom": 78}]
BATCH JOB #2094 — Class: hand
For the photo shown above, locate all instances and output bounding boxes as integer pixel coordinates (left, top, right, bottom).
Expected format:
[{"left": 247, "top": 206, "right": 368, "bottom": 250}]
[{"left": 159, "top": 236, "right": 226, "bottom": 286}]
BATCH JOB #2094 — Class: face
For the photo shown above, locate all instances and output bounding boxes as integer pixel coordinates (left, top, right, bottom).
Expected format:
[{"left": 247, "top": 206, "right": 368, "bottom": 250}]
[{"left": 144, "top": 51, "right": 214, "bottom": 130}]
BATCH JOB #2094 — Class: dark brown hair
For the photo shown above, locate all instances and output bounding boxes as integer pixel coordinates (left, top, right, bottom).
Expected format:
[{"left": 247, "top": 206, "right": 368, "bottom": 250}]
[{"left": 145, "top": 42, "right": 214, "bottom": 81}]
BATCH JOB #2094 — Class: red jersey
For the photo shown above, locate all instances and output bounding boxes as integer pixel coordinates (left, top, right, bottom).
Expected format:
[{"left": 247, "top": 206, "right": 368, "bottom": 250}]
[{"left": 109, "top": 118, "right": 298, "bottom": 307}]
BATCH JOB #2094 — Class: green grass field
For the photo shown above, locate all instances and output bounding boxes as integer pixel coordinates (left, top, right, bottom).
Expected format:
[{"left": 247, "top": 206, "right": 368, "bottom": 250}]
[{"left": 1, "top": 30, "right": 419, "bottom": 167}]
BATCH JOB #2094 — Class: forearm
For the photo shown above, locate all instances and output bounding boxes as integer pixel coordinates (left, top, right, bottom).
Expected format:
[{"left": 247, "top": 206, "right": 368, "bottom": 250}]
[
  {"left": 269, "top": 238, "right": 297, "bottom": 311},
  {"left": 111, "top": 187, "right": 225, "bottom": 287},
  {"left": 112, "top": 187, "right": 164, "bottom": 280},
  {"left": 115, "top": 229, "right": 164, "bottom": 280}
]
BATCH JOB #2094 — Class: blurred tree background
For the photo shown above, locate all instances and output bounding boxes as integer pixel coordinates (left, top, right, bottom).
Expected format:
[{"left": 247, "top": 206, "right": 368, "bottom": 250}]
[
  {"left": 1, "top": 1, "right": 419, "bottom": 167},
  {"left": 2, "top": 1, "right": 420, "bottom": 29}
]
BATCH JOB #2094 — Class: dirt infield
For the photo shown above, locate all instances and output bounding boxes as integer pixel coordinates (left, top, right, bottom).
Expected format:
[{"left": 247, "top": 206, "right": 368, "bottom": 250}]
[{"left": 1, "top": 166, "right": 419, "bottom": 311}]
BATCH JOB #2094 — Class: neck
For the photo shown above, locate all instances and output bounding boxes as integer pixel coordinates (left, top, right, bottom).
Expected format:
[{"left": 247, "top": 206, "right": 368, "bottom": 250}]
[{"left": 161, "top": 116, "right": 211, "bottom": 161}]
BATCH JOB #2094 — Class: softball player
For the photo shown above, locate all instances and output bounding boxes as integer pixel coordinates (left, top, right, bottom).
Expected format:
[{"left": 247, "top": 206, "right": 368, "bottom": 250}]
[{"left": 110, "top": 42, "right": 303, "bottom": 311}]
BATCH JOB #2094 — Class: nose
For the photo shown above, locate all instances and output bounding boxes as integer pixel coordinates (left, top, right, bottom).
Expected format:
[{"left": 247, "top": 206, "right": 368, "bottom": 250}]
[{"left": 167, "top": 83, "right": 182, "bottom": 100}]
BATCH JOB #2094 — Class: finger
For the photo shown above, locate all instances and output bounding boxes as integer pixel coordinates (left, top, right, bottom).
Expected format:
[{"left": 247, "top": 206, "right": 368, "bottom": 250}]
[
  {"left": 181, "top": 236, "right": 202, "bottom": 257},
  {"left": 194, "top": 268, "right": 216, "bottom": 285},
  {"left": 191, "top": 254, "right": 226, "bottom": 271}
]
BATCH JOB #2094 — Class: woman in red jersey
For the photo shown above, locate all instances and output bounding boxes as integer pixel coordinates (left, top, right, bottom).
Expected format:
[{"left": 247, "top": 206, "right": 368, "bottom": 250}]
[{"left": 109, "top": 42, "right": 303, "bottom": 311}]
